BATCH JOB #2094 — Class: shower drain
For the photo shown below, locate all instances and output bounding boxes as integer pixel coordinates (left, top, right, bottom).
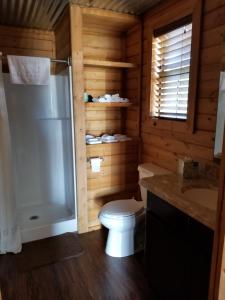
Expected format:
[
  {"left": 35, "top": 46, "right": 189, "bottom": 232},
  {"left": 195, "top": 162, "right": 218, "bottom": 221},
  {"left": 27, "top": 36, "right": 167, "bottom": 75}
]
[{"left": 29, "top": 215, "right": 39, "bottom": 220}]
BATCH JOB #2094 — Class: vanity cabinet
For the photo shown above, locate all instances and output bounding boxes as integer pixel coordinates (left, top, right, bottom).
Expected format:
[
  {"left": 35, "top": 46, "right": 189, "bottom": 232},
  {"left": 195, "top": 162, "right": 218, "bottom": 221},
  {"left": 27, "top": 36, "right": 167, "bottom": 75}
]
[{"left": 145, "top": 192, "right": 213, "bottom": 300}]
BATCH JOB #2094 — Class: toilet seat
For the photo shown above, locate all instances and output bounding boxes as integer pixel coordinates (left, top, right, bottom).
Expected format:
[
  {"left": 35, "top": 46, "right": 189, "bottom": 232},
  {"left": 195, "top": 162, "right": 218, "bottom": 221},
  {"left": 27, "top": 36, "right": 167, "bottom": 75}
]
[{"left": 100, "top": 199, "right": 144, "bottom": 219}]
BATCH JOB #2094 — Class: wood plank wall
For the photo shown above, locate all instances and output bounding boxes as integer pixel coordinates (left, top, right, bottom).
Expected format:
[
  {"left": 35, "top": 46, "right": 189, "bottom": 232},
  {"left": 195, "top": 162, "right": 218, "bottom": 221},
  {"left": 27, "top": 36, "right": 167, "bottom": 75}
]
[
  {"left": 125, "top": 23, "right": 142, "bottom": 138},
  {"left": 83, "top": 27, "right": 124, "bottom": 97},
  {"left": 55, "top": 6, "right": 71, "bottom": 73},
  {"left": 87, "top": 141, "right": 139, "bottom": 228},
  {"left": 141, "top": 0, "right": 225, "bottom": 172},
  {"left": 83, "top": 22, "right": 140, "bottom": 230},
  {"left": 0, "top": 25, "right": 55, "bottom": 71},
  {"left": 70, "top": 5, "right": 89, "bottom": 233},
  {"left": 83, "top": 26, "right": 124, "bottom": 137}
]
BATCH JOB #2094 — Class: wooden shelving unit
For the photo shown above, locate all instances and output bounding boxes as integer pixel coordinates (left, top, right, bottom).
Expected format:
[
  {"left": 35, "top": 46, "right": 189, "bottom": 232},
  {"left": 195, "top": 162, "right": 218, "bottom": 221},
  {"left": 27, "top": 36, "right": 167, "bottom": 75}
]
[
  {"left": 86, "top": 140, "right": 135, "bottom": 148},
  {"left": 70, "top": 5, "right": 141, "bottom": 233},
  {"left": 85, "top": 102, "right": 132, "bottom": 108},
  {"left": 84, "top": 58, "right": 137, "bottom": 69}
]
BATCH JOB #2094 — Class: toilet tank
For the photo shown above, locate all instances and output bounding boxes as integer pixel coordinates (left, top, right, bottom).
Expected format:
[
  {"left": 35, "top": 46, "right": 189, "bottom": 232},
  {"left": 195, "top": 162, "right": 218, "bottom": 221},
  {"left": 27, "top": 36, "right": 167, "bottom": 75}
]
[{"left": 138, "top": 163, "right": 171, "bottom": 207}]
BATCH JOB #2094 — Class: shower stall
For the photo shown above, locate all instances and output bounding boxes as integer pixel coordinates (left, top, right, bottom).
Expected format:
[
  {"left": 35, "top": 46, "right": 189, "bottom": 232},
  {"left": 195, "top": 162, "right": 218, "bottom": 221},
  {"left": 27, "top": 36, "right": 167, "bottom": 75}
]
[{"left": 4, "top": 61, "right": 77, "bottom": 243}]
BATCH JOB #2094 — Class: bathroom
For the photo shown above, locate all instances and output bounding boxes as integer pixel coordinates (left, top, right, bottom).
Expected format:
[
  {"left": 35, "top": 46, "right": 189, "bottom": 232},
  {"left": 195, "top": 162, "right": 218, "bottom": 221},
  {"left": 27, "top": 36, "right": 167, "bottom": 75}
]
[{"left": 0, "top": 0, "right": 225, "bottom": 299}]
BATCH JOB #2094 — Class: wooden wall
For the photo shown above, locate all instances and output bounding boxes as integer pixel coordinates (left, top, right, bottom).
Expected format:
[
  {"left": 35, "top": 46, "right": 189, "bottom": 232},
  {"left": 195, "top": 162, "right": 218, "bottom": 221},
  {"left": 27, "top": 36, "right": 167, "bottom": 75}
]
[
  {"left": 87, "top": 141, "right": 139, "bottom": 228},
  {"left": 83, "top": 25, "right": 125, "bottom": 144},
  {"left": 125, "top": 24, "right": 142, "bottom": 138},
  {"left": 55, "top": 6, "right": 71, "bottom": 62},
  {"left": 141, "top": 0, "right": 225, "bottom": 172},
  {"left": 83, "top": 26, "right": 124, "bottom": 98},
  {"left": 82, "top": 13, "right": 140, "bottom": 230},
  {"left": 0, "top": 25, "right": 55, "bottom": 71}
]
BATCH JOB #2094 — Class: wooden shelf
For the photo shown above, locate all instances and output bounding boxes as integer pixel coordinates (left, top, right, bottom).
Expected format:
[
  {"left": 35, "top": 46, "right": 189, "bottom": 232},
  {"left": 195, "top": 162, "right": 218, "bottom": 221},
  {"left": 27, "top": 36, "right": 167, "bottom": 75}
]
[
  {"left": 84, "top": 59, "right": 137, "bottom": 69},
  {"left": 86, "top": 140, "right": 137, "bottom": 154},
  {"left": 85, "top": 102, "right": 131, "bottom": 108},
  {"left": 82, "top": 7, "right": 140, "bottom": 32}
]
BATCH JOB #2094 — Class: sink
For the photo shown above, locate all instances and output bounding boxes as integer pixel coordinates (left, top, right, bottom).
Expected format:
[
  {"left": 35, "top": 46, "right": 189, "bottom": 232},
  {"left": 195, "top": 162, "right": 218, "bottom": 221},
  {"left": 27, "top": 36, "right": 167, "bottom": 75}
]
[{"left": 183, "top": 188, "right": 218, "bottom": 210}]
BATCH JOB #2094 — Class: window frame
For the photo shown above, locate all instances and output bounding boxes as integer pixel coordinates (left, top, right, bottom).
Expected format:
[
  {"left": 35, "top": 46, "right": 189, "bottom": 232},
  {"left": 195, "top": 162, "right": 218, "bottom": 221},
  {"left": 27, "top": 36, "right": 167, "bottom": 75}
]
[{"left": 145, "top": 0, "right": 202, "bottom": 133}]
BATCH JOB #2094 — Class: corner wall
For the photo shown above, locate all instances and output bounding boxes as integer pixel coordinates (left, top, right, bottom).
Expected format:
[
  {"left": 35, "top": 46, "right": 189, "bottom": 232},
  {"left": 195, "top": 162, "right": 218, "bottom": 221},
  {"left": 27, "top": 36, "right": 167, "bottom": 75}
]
[
  {"left": 141, "top": 0, "right": 225, "bottom": 172},
  {"left": 0, "top": 25, "right": 55, "bottom": 70}
]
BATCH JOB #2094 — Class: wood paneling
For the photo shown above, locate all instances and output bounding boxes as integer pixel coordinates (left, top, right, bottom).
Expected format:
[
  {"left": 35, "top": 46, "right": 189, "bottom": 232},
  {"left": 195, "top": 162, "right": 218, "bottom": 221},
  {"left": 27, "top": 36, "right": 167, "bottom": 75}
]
[
  {"left": 83, "top": 17, "right": 141, "bottom": 230},
  {"left": 0, "top": 25, "right": 55, "bottom": 71},
  {"left": 55, "top": 6, "right": 71, "bottom": 73},
  {"left": 68, "top": 6, "right": 141, "bottom": 232},
  {"left": 70, "top": 5, "right": 88, "bottom": 233},
  {"left": 82, "top": 7, "right": 139, "bottom": 32},
  {"left": 86, "top": 106, "right": 123, "bottom": 135},
  {"left": 141, "top": 0, "right": 223, "bottom": 172},
  {"left": 125, "top": 24, "right": 142, "bottom": 139},
  {"left": 81, "top": 13, "right": 141, "bottom": 230},
  {"left": 86, "top": 141, "right": 139, "bottom": 228},
  {"left": 83, "top": 27, "right": 124, "bottom": 98}
]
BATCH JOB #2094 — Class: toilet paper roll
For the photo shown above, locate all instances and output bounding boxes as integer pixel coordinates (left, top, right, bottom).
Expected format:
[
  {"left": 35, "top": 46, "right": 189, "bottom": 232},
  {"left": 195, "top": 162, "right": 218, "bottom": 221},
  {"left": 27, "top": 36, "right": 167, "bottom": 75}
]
[{"left": 90, "top": 157, "right": 101, "bottom": 173}]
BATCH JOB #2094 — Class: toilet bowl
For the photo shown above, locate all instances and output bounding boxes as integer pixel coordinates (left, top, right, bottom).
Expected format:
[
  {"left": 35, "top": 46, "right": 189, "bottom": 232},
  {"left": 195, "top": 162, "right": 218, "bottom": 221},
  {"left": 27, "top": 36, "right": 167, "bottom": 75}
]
[
  {"left": 99, "top": 163, "right": 170, "bottom": 257},
  {"left": 99, "top": 199, "right": 145, "bottom": 257}
]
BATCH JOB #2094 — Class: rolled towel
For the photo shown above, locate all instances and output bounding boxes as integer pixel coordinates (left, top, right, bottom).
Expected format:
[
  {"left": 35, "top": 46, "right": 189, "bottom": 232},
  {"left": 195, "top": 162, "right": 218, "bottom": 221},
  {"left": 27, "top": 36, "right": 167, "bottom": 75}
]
[
  {"left": 98, "top": 97, "right": 109, "bottom": 102},
  {"left": 114, "top": 134, "right": 132, "bottom": 141},
  {"left": 86, "top": 137, "right": 102, "bottom": 145},
  {"left": 101, "top": 134, "right": 118, "bottom": 143},
  {"left": 92, "top": 94, "right": 129, "bottom": 103},
  {"left": 86, "top": 134, "right": 94, "bottom": 141}
]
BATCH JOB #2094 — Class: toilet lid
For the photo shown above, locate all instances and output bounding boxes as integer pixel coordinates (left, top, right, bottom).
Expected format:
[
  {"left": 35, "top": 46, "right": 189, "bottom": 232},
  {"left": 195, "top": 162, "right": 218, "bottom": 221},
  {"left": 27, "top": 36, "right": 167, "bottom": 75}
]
[{"left": 101, "top": 199, "right": 144, "bottom": 219}]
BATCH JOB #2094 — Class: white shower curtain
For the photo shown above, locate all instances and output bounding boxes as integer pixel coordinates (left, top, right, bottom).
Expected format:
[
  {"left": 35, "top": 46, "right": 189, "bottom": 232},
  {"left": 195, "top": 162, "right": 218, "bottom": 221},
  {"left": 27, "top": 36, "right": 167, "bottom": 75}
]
[{"left": 0, "top": 58, "right": 21, "bottom": 254}]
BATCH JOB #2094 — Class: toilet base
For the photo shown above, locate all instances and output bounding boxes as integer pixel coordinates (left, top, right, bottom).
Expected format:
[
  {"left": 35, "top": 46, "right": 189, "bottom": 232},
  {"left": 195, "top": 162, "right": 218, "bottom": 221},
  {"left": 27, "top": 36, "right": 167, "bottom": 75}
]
[{"left": 106, "top": 229, "right": 134, "bottom": 257}]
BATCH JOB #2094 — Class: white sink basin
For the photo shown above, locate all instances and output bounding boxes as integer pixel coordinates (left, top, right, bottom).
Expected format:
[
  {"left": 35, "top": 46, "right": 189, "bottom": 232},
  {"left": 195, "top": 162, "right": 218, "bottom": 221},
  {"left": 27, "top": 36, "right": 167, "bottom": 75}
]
[{"left": 183, "top": 188, "right": 218, "bottom": 210}]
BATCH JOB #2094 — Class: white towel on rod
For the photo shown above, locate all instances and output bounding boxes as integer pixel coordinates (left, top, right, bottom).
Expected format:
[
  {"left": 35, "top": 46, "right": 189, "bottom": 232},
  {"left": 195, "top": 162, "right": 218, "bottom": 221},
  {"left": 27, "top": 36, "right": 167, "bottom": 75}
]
[
  {"left": 7, "top": 55, "right": 50, "bottom": 85},
  {"left": 220, "top": 71, "right": 225, "bottom": 91}
]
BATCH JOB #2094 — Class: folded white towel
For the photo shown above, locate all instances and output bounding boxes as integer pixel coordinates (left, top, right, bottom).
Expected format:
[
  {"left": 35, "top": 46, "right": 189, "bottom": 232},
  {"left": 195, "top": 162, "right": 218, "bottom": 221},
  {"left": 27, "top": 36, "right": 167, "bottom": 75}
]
[
  {"left": 111, "top": 94, "right": 129, "bottom": 103},
  {"left": 86, "top": 134, "right": 94, "bottom": 141},
  {"left": 91, "top": 94, "right": 129, "bottom": 103},
  {"left": 101, "top": 134, "right": 118, "bottom": 143},
  {"left": 99, "top": 97, "right": 109, "bottom": 102},
  {"left": 104, "top": 94, "right": 111, "bottom": 101},
  {"left": 7, "top": 55, "right": 50, "bottom": 85},
  {"left": 114, "top": 134, "right": 132, "bottom": 141},
  {"left": 86, "top": 137, "right": 102, "bottom": 145}
]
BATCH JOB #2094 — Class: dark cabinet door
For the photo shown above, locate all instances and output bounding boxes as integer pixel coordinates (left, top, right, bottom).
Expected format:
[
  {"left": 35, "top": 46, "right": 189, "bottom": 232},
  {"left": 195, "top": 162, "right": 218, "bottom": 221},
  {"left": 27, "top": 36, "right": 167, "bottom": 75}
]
[
  {"left": 187, "top": 218, "right": 213, "bottom": 300},
  {"left": 145, "top": 192, "right": 213, "bottom": 300},
  {"left": 145, "top": 193, "right": 189, "bottom": 300}
]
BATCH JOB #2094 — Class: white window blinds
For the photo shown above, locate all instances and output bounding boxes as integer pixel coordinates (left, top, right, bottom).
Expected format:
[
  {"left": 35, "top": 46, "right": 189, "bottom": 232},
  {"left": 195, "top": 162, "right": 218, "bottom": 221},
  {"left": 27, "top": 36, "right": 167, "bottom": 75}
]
[{"left": 151, "top": 22, "right": 192, "bottom": 120}]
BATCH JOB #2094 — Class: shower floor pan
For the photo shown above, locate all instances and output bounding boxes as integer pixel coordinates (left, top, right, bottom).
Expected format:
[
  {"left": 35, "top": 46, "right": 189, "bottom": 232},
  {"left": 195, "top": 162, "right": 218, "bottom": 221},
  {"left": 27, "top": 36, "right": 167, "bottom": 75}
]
[{"left": 19, "top": 203, "right": 77, "bottom": 243}]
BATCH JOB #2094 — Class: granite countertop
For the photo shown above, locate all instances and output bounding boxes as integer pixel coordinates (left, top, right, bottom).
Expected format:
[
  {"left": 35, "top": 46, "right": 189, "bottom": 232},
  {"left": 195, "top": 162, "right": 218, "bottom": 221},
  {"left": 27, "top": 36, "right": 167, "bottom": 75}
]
[{"left": 139, "top": 173, "right": 218, "bottom": 230}]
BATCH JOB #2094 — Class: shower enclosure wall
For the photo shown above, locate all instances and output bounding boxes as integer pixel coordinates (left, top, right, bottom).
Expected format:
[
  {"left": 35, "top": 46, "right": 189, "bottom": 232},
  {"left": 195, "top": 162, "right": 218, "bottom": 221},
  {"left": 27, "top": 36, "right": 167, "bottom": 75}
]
[{"left": 4, "top": 63, "right": 77, "bottom": 243}]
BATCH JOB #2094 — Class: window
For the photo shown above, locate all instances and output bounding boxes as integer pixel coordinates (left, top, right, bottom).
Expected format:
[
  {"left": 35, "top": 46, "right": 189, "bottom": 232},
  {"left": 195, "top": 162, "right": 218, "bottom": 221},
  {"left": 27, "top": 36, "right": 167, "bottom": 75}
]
[{"left": 151, "top": 20, "right": 192, "bottom": 120}]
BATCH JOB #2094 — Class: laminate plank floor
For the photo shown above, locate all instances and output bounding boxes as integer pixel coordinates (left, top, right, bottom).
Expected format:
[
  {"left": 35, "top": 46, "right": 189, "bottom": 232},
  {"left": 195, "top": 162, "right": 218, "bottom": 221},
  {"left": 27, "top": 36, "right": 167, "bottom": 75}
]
[{"left": 0, "top": 229, "right": 155, "bottom": 300}]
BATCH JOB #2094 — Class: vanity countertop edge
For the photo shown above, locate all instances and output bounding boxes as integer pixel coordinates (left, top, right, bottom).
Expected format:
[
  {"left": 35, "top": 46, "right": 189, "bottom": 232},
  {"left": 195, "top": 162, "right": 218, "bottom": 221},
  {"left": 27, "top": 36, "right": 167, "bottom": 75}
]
[{"left": 139, "top": 174, "right": 218, "bottom": 231}]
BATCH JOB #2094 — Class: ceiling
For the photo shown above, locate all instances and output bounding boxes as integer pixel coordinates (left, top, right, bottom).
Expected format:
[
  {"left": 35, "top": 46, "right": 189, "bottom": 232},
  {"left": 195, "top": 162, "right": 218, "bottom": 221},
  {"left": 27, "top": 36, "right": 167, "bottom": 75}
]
[
  {"left": 71, "top": 0, "right": 161, "bottom": 15},
  {"left": 0, "top": 0, "right": 68, "bottom": 30},
  {"left": 0, "top": 0, "right": 162, "bottom": 31}
]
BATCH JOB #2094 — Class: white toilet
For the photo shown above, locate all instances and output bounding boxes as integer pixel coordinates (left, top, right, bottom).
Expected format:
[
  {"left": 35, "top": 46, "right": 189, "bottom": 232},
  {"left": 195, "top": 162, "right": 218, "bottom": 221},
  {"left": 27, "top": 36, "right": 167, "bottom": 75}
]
[{"left": 99, "top": 163, "right": 170, "bottom": 257}]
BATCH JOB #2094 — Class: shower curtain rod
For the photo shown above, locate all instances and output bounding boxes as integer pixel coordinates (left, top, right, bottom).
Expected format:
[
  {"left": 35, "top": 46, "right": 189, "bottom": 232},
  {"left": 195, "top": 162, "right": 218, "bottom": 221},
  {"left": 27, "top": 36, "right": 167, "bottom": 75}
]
[{"left": 0, "top": 53, "right": 70, "bottom": 65}]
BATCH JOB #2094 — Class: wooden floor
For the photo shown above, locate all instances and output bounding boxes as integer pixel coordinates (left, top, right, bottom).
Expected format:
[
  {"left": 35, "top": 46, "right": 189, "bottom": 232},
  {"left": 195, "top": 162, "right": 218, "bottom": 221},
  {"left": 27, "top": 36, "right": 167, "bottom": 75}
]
[{"left": 0, "top": 230, "right": 155, "bottom": 300}]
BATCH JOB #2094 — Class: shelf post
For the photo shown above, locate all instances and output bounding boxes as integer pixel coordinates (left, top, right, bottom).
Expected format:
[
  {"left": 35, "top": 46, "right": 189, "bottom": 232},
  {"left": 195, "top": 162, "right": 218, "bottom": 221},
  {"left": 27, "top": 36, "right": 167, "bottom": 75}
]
[{"left": 70, "top": 4, "right": 88, "bottom": 233}]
